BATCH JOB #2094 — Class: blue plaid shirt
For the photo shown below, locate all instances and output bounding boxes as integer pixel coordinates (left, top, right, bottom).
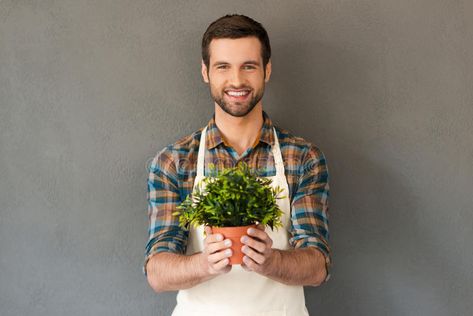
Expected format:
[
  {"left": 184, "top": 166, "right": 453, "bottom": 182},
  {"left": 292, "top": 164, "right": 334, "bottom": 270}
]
[{"left": 145, "top": 111, "right": 331, "bottom": 282}]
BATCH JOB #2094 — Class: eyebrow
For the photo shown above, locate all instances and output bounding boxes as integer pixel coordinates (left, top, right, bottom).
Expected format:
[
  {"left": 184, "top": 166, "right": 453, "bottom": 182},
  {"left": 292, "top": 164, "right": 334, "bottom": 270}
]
[{"left": 212, "top": 60, "right": 261, "bottom": 67}]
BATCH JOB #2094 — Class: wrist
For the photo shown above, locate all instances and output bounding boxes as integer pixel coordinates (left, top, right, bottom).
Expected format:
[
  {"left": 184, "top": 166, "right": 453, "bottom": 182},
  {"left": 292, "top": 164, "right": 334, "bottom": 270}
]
[
  {"left": 195, "top": 252, "right": 212, "bottom": 281},
  {"left": 265, "top": 248, "right": 282, "bottom": 277}
]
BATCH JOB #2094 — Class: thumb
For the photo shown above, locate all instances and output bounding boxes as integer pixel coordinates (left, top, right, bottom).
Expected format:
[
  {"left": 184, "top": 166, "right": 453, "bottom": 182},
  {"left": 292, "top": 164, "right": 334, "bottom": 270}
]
[{"left": 256, "top": 223, "right": 265, "bottom": 231}]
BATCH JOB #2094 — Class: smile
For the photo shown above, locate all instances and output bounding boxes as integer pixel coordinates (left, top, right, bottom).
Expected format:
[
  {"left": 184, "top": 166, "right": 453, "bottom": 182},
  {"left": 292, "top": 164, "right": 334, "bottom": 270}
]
[
  {"left": 226, "top": 90, "right": 249, "bottom": 96},
  {"left": 225, "top": 89, "right": 251, "bottom": 99}
]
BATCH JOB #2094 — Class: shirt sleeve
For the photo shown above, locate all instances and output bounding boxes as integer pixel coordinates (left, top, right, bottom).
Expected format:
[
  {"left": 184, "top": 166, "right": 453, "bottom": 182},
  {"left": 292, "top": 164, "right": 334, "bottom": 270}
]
[
  {"left": 143, "top": 146, "right": 188, "bottom": 276},
  {"left": 289, "top": 143, "right": 332, "bottom": 283}
]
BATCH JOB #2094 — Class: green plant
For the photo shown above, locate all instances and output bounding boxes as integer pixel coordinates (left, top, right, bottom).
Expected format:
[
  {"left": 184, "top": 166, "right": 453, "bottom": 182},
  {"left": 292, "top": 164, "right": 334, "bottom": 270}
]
[{"left": 173, "top": 161, "right": 285, "bottom": 229}]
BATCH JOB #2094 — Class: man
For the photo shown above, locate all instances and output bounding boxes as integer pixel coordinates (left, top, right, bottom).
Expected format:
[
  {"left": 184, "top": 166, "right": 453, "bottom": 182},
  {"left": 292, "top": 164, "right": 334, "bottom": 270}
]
[{"left": 144, "top": 14, "right": 331, "bottom": 315}]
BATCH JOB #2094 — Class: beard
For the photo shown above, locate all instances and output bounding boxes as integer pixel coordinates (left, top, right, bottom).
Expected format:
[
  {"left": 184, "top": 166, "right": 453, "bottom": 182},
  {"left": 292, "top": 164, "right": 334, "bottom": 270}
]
[{"left": 210, "top": 83, "right": 265, "bottom": 118}]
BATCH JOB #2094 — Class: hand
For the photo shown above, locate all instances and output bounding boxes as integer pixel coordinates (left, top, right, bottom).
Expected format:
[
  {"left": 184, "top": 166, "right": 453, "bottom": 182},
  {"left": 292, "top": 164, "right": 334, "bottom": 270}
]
[
  {"left": 199, "top": 226, "right": 232, "bottom": 277},
  {"left": 240, "top": 224, "right": 277, "bottom": 275}
]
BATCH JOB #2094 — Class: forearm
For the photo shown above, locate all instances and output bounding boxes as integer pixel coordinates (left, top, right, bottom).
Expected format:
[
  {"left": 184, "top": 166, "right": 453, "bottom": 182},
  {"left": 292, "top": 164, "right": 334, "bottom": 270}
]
[
  {"left": 265, "top": 247, "right": 327, "bottom": 286},
  {"left": 146, "top": 252, "right": 211, "bottom": 293}
]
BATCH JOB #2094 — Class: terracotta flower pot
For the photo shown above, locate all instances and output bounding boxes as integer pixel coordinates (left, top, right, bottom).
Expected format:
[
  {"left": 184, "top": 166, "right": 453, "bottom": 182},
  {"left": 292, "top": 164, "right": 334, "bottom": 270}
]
[{"left": 212, "top": 224, "right": 258, "bottom": 265}]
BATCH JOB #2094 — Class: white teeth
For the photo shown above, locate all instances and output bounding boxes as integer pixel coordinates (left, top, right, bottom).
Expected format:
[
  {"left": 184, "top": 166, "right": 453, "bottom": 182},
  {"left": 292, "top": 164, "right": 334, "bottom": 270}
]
[{"left": 227, "top": 91, "right": 249, "bottom": 96}]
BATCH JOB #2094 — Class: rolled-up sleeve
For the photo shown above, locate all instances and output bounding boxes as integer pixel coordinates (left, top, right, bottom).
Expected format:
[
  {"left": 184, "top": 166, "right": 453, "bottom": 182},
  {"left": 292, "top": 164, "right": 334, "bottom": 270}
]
[
  {"left": 143, "top": 146, "right": 188, "bottom": 276},
  {"left": 289, "top": 144, "right": 331, "bottom": 283}
]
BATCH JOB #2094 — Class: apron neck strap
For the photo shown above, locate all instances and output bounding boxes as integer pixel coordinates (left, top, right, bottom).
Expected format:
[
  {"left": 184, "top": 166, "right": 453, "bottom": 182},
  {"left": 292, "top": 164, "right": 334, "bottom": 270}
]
[
  {"left": 196, "top": 126, "right": 207, "bottom": 177},
  {"left": 272, "top": 127, "right": 285, "bottom": 176}
]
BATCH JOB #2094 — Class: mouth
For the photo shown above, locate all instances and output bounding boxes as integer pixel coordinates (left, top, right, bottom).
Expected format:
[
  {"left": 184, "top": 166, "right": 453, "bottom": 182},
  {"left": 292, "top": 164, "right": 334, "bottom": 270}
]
[{"left": 224, "top": 89, "right": 251, "bottom": 101}]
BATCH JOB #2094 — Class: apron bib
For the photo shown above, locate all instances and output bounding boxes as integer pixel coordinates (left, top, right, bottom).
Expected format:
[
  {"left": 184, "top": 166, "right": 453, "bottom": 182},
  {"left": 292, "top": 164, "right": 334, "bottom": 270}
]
[{"left": 171, "top": 126, "right": 309, "bottom": 316}]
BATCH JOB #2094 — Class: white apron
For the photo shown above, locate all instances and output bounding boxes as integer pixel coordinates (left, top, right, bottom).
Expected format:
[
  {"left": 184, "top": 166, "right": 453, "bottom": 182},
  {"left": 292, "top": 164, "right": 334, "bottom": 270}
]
[{"left": 172, "top": 126, "right": 309, "bottom": 316}]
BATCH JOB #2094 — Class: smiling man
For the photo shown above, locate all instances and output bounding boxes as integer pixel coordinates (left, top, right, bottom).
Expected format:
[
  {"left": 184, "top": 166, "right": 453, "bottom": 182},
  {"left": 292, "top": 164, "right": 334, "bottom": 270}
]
[
  {"left": 205, "top": 36, "right": 266, "bottom": 118},
  {"left": 144, "top": 14, "right": 331, "bottom": 316}
]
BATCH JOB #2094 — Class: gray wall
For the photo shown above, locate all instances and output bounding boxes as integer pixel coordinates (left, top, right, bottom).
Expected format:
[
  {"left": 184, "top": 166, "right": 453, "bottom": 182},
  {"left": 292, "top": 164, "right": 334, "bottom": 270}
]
[{"left": 1, "top": 1, "right": 472, "bottom": 315}]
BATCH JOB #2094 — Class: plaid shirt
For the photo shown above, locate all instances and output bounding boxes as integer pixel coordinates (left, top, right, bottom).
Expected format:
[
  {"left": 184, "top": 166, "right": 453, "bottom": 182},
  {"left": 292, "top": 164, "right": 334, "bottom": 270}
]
[{"left": 145, "top": 110, "right": 331, "bottom": 282}]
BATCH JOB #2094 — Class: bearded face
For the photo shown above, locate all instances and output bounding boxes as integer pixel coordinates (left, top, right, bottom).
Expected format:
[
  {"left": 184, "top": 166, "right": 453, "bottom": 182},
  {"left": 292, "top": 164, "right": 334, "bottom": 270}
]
[
  {"left": 209, "top": 75, "right": 265, "bottom": 117},
  {"left": 203, "top": 37, "right": 270, "bottom": 117}
]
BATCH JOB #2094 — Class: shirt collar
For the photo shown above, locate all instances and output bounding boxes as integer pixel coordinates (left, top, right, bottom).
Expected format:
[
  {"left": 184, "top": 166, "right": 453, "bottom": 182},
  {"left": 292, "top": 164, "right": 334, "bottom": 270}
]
[{"left": 205, "top": 110, "right": 275, "bottom": 150}]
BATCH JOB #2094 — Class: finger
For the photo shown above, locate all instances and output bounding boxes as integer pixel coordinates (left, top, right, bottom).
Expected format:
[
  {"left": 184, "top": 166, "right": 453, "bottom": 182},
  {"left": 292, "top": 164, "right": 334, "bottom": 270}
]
[
  {"left": 207, "top": 239, "right": 232, "bottom": 254},
  {"left": 242, "top": 245, "right": 266, "bottom": 264},
  {"left": 256, "top": 224, "right": 265, "bottom": 230},
  {"left": 204, "top": 232, "right": 224, "bottom": 246},
  {"left": 242, "top": 255, "right": 259, "bottom": 271},
  {"left": 240, "top": 261, "right": 251, "bottom": 271},
  {"left": 207, "top": 248, "right": 232, "bottom": 264},
  {"left": 212, "top": 257, "right": 231, "bottom": 271},
  {"left": 247, "top": 227, "right": 268, "bottom": 242},
  {"left": 241, "top": 235, "right": 266, "bottom": 253}
]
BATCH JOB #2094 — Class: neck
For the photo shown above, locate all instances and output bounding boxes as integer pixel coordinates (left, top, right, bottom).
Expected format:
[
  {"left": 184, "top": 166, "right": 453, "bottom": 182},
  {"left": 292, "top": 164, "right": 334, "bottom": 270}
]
[{"left": 214, "top": 103, "right": 264, "bottom": 157}]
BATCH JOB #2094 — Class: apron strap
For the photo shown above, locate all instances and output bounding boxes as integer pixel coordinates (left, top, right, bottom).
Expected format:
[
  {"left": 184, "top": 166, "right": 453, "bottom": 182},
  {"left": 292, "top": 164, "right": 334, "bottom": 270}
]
[
  {"left": 196, "top": 126, "right": 207, "bottom": 178},
  {"left": 272, "top": 127, "right": 285, "bottom": 177}
]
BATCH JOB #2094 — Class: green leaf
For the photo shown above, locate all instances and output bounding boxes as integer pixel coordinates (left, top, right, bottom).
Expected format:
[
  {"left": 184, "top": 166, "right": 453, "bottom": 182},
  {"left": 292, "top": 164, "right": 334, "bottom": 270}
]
[{"left": 174, "top": 161, "right": 284, "bottom": 228}]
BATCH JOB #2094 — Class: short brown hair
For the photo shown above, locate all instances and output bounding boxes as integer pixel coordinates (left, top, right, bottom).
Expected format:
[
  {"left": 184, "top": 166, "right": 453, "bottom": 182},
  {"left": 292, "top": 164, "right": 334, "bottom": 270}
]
[{"left": 202, "top": 14, "right": 271, "bottom": 71}]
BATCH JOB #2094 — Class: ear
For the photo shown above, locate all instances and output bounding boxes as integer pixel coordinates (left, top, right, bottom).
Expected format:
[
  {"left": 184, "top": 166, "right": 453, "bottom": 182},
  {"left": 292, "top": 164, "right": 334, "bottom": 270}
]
[
  {"left": 264, "top": 59, "right": 272, "bottom": 82},
  {"left": 201, "top": 60, "right": 209, "bottom": 83}
]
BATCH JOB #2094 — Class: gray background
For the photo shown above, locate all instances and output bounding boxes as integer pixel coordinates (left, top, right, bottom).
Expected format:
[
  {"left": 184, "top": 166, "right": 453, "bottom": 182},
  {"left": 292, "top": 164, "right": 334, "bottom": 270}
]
[{"left": 1, "top": 1, "right": 472, "bottom": 315}]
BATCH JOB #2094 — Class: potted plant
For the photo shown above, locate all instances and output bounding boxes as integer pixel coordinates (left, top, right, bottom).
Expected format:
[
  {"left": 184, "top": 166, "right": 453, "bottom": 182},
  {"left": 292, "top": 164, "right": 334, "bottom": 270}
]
[{"left": 173, "top": 161, "right": 285, "bottom": 264}]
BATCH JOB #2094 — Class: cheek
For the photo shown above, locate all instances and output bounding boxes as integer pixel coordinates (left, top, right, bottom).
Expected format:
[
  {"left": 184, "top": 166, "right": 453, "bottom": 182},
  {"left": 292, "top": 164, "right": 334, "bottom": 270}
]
[
  {"left": 210, "top": 80, "right": 225, "bottom": 91},
  {"left": 208, "top": 75, "right": 224, "bottom": 88},
  {"left": 249, "top": 79, "right": 264, "bottom": 90},
  {"left": 209, "top": 81, "right": 224, "bottom": 92},
  {"left": 249, "top": 73, "right": 265, "bottom": 85}
]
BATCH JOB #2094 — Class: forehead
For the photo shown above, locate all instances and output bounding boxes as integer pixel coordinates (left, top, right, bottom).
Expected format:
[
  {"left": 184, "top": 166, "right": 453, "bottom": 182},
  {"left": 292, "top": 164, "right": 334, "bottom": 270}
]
[{"left": 208, "top": 37, "right": 262, "bottom": 64}]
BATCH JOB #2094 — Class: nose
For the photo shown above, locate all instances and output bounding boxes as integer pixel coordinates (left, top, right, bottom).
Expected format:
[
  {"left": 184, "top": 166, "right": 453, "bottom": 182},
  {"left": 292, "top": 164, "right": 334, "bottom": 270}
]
[{"left": 229, "top": 68, "right": 245, "bottom": 87}]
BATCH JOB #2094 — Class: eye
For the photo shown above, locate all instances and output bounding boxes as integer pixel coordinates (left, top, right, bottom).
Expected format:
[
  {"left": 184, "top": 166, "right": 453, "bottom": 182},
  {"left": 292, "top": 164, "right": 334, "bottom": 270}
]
[
  {"left": 217, "top": 65, "right": 228, "bottom": 69},
  {"left": 243, "top": 65, "right": 256, "bottom": 70}
]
